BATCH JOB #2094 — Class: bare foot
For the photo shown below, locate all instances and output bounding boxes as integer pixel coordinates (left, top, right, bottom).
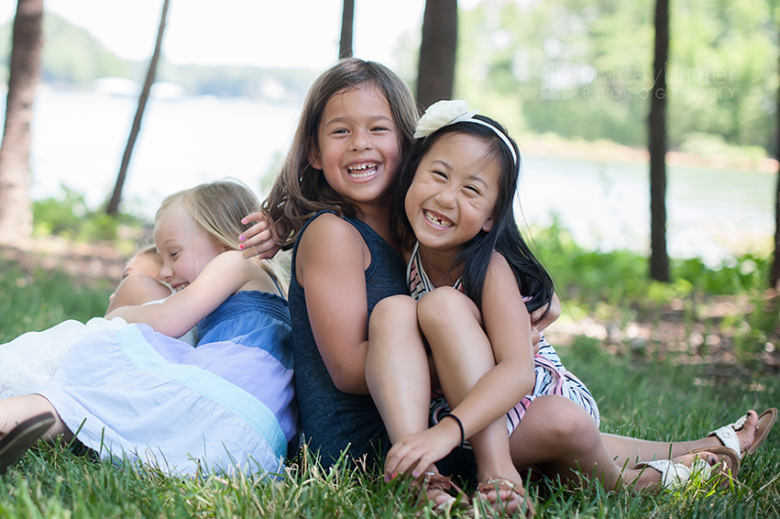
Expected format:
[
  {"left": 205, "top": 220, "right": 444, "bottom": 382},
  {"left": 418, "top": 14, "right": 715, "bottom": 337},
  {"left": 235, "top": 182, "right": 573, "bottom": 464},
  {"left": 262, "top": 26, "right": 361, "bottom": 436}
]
[
  {"left": 475, "top": 477, "right": 531, "bottom": 516},
  {"left": 735, "top": 410, "right": 759, "bottom": 453}
]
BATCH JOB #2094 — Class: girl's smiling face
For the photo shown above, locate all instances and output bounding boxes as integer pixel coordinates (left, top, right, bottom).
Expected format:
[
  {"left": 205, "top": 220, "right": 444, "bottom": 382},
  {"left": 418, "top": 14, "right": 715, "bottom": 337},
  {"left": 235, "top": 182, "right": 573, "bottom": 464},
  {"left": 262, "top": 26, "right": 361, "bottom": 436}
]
[
  {"left": 310, "top": 85, "right": 402, "bottom": 210},
  {"left": 405, "top": 133, "right": 501, "bottom": 253},
  {"left": 154, "top": 204, "right": 226, "bottom": 291}
]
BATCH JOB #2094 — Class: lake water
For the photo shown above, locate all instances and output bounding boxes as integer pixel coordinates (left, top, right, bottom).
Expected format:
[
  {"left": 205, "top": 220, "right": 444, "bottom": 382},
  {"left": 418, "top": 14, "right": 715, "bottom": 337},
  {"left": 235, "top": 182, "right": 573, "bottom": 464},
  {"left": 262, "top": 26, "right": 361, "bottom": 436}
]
[{"left": 3, "top": 89, "right": 776, "bottom": 265}]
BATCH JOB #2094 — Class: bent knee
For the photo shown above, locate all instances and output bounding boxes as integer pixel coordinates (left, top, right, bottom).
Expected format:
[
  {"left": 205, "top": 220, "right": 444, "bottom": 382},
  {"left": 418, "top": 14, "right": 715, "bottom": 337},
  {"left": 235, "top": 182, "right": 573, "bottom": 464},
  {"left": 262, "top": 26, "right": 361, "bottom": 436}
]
[
  {"left": 418, "top": 287, "right": 480, "bottom": 330},
  {"left": 524, "top": 396, "right": 601, "bottom": 449},
  {"left": 369, "top": 295, "right": 417, "bottom": 332}
]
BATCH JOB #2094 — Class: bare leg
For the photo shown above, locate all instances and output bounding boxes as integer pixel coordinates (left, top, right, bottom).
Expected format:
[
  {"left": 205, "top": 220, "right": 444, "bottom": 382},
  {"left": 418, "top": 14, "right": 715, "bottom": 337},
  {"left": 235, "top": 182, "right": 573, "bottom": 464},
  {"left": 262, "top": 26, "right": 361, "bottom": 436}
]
[
  {"left": 0, "top": 394, "right": 72, "bottom": 441},
  {"left": 366, "top": 295, "right": 461, "bottom": 507},
  {"left": 418, "top": 288, "right": 523, "bottom": 509},
  {"left": 601, "top": 410, "right": 759, "bottom": 467},
  {"left": 508, "top": 395, "right": 721, "bottom": 491},
  {"left": 366, "top": 295, "right": 431, "bottom": 446}
]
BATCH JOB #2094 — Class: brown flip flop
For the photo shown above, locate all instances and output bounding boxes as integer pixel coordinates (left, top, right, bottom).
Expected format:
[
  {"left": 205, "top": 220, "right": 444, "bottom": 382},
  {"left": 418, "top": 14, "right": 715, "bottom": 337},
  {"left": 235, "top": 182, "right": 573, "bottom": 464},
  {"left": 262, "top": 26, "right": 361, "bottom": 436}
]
[
  {"left": 747, "top": 408, "right": 778, "bottom": 456},
  {"left": 708, "top": 408, "right": 779, "bottom": 459},
  {"left": 0, "top": 412, "right": 55, "bottom": 475},
  {"left": 685, "top": 445, "right": 740, "bottom": 488}
]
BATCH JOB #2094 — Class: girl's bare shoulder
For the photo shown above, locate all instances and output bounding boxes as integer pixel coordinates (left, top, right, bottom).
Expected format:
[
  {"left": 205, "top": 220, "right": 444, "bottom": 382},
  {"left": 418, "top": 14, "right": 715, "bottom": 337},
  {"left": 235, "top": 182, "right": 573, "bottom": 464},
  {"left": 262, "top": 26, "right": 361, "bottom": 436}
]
[
  {"left": 299, "top": 213, "right": 367, "bottom": 258},
  {"left": 211, "top": 250, "right": 281, "bottom": 295},
  {"left": 297, "top": 213, "right": 371, "bottom": 282}
]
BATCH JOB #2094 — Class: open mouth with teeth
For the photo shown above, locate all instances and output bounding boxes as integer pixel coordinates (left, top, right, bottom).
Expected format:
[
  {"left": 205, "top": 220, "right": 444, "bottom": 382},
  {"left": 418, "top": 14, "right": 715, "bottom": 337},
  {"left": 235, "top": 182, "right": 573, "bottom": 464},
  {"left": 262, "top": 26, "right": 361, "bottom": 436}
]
[
  {"left": 424, "top": 209, "right": 453, "bottom": 228},
  {"left": 173, "top": 282, "right": 190, "bottom": 292},
  {"left": 347, "top": 162, "right": 379, "bottom": 179}
]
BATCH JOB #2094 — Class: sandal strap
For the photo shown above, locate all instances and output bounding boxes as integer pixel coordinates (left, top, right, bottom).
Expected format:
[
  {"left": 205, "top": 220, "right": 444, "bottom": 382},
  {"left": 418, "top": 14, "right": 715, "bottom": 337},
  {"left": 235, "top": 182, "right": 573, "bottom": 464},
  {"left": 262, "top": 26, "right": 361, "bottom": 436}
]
[
  {"left": 476, "top": 477, "right": 526, "bottom": 498},
  {"left": 708, "top": 416, "right": 745, "bottom": 459},
  {"left": 636, "top": 458, "right": 712, "bottom": 490}
]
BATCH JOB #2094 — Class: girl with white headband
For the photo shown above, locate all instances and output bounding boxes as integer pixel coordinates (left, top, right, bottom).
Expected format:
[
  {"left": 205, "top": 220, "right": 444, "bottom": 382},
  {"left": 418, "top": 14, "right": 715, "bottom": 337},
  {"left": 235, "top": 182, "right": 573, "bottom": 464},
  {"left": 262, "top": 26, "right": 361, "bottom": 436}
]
[{"left": 365, "top": 100, "right": 764, "bottom": 515}]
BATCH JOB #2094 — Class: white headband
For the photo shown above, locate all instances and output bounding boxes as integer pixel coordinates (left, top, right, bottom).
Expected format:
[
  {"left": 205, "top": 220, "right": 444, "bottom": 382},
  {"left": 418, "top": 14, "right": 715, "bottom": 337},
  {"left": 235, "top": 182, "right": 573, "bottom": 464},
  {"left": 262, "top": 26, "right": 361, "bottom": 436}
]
[{"left": 413, "top": 100, "right": 518, "bottom": 167}]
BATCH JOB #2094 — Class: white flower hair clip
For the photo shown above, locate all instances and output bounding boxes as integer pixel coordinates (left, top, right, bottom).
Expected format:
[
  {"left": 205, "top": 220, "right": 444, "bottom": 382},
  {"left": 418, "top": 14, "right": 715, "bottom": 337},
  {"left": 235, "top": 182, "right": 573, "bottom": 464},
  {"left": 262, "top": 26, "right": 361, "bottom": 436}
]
[{"left": 413, "top": 100, "right": 518, "bottom": 167}]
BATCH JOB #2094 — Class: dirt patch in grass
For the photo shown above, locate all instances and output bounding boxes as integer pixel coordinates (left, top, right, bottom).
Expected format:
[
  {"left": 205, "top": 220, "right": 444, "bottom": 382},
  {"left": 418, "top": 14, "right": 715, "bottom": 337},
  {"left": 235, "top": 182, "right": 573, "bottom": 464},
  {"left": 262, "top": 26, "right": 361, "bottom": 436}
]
[
  {"left": 0, "top": 236, "right": 127, "bottom": 285},
  {"left": 548, "top": 292, "right": 780, "bottom": 379}
]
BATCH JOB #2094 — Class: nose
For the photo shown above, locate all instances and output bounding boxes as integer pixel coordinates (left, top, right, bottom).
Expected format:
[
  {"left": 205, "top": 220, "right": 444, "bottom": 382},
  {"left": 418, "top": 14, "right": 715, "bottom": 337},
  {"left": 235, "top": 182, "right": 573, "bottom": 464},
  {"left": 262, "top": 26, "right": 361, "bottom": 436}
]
[
  {"left": 159, "top": 264, "right": 173, "bottom": 281},
  {"left": 435, "top": 185, "right": 457, "bottom": 208},
  {"left": 350, "top": 126, "right": 373, "bottom": 151}
]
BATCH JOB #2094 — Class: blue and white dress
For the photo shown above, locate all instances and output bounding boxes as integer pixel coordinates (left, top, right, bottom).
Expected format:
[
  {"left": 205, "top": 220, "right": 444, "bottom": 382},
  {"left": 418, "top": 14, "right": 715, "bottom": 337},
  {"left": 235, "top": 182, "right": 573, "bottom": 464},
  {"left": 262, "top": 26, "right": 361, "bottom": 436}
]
[{"left": 36, "top": 290, "right": 298, "bottom": 476}]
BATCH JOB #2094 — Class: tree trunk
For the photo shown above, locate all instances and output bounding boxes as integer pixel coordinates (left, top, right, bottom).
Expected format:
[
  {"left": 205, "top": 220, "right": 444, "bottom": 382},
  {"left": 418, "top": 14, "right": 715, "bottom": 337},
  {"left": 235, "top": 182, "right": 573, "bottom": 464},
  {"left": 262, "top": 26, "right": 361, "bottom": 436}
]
[
  {"left": 416, "top": 0, "right": 458, "bottom": 110},
  {"left": 0, "top": 0, "right": 43, "bottom": 241},
  {"left": 339, "top": 0, "right": 354, "bottom": 59},
  {"left": 771, "top": 69, "right": 780, "bottom": 288},
  {"left": 649, "top": 0, "right": 670, "bottom": 282},
  {"left": 106, "top": 0, "right": 170, "bottom": 216}
]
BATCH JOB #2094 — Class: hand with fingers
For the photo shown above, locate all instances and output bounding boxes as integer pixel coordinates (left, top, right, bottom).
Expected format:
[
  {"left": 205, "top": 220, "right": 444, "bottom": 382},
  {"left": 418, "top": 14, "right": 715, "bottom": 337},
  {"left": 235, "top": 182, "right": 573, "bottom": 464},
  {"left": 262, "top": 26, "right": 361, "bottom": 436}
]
[
  {"left": 239, "top": 211, "right": 282, "bottom": 260},
  {"left": 384, "top": 423, "right": 462, "bottom": 481}
]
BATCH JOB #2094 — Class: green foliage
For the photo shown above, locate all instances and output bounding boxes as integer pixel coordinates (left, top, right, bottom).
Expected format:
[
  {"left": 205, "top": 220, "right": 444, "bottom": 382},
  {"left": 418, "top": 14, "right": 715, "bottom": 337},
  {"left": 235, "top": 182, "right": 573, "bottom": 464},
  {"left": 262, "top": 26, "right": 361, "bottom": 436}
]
[
  {"left": 42, "top": 13, "right": 131, "bottom": 85},
  {"left": 454, "top": 0, "right": 779, "bottom": 155},
  {"left": 532, "top": 219, "right": 770, "bottom": 313},
  {"left": 32, "top": 186, "right": 148, "bottom": 244}
]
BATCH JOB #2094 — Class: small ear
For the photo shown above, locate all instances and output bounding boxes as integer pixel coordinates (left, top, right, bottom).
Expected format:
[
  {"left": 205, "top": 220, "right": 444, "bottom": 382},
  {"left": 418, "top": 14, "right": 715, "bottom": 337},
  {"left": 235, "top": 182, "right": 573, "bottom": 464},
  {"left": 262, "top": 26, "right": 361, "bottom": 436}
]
[
  {"left": 308, "top": 144, "right": 322, "bottom": 171},
  {"left": 482, "top": 216, "right": 495, "bottom": 233}
]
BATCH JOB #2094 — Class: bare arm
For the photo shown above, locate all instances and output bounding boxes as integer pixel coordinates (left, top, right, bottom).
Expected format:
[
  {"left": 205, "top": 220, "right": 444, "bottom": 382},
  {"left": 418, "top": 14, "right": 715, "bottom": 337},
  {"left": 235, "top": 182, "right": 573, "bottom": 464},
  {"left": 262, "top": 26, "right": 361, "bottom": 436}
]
[
  {"left": 106, "top": 251, "right": 265, "bottom": 338},
  {"left": 446, "top": 253, "right": 536, "bottom": 439},
  {"left": 105, "top": 274, "right": 172, "bottom": 316},
  {"left": 296, "top": 214, "right": 372, "bottom": 394},
  {"left": 530, "top": 291, "right": 560, "bottom": 332}
]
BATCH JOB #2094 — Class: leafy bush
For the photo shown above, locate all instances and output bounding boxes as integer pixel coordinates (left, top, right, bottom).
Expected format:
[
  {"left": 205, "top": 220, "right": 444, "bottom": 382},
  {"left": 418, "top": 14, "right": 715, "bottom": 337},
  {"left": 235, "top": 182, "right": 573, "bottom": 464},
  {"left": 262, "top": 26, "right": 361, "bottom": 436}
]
[
  {"left": 32, "top": 186, "right": 148, "bottom": 243},
  {"left": 533, "top": 220, "right": 768, "bottom": 304}
]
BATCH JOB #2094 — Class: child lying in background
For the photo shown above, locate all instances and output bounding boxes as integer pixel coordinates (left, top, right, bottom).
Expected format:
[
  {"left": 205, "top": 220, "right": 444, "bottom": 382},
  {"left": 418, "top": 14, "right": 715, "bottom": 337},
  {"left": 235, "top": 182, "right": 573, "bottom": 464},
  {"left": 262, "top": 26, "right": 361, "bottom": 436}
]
[{"left": 0, "top": 246, "right": 196, "bottom": 399}]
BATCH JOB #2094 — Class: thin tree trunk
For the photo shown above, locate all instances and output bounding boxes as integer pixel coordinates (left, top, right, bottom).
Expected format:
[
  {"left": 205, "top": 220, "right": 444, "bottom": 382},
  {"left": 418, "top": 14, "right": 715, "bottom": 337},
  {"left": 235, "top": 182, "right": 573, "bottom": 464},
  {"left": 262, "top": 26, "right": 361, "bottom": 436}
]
[
  {"left": 0, "top": 0, "right": 43, "bottom": 241},
  {"left": 106, "top": 0, "right": 170, "bottom": 216},
  {"left": 416, "top": 0, "right": 458, "bottom": 110},
  {"left": 339, "top": 0, "right": 354, "bottom": 59},
  {"left": 649, "top": 0, "right": 670, "bottom": 282},
  {"left": 770, "top": 62, "right": 780, "bottom": 288}
]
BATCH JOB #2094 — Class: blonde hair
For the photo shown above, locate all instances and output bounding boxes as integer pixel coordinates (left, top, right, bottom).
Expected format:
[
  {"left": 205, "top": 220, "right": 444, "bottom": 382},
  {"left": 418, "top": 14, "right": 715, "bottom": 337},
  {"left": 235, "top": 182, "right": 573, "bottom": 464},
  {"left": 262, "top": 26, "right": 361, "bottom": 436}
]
[
  {"left": 133, "top": 244, "right": 163, "bottom": 267},
  {"left": 156, "top": 179, "right": 287, "bottom": 294},
  {"left": 262, "top": 58, "right": 419, "bottom": 249}
]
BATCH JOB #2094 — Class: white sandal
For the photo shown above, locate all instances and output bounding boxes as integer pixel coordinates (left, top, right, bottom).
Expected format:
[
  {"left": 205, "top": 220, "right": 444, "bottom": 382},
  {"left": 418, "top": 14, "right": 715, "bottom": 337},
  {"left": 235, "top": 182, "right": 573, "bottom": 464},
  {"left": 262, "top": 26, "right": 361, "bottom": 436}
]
[
  {"left": 635, "top": 446, "right": 739, "bottom": 490},
  {"left": 708, "top": 409, "right": 777, "bottom": 459}
]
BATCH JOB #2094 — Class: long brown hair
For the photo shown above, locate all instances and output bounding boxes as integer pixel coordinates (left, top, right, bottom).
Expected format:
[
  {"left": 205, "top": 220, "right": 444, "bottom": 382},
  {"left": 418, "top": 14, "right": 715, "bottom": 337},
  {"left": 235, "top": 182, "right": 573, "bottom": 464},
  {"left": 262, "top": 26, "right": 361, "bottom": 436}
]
[{"left": 262, "top": 58, "right": 419, "bottom": 249}]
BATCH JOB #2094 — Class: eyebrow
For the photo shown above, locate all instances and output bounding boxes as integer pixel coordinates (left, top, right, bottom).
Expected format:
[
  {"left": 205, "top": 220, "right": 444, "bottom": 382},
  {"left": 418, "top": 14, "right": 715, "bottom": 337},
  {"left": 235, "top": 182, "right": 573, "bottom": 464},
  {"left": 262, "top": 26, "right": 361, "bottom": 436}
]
[{"left": 323, "top": 115, "right": 394, "bottom": 127}]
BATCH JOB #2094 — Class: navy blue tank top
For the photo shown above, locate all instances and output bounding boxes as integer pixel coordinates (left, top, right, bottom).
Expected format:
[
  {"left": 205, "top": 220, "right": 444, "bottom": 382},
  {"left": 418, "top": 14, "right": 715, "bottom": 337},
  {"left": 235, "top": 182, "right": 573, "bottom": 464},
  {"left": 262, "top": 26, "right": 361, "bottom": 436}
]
[{"left": 289, "top": 211, "right": 407, "bottom": 468}]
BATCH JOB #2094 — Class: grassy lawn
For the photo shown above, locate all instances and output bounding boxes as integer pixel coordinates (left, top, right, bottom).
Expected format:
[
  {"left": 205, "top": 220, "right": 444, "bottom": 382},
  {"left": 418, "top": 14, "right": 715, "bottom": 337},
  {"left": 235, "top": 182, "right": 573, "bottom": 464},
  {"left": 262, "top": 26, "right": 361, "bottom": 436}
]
[{"left": 1, "top": 250, "right": 778, "bottom": 518}]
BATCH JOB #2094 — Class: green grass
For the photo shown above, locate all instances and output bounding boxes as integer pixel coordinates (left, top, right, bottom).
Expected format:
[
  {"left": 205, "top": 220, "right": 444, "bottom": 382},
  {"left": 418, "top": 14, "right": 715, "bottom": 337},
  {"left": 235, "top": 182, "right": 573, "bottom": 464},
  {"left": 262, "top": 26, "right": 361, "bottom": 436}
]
[
  {"left": 0, "top": 260, "right": 113, "bottom": 344},
  {"left": 1, "top": 254, "right": 779, "bottom": 518}
]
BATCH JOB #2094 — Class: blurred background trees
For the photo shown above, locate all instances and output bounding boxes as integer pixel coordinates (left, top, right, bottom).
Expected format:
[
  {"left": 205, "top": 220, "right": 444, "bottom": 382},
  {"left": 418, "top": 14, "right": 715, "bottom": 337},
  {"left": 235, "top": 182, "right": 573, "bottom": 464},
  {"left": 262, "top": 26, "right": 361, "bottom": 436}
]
[
  {"left": 0, "top": 0, "right": 779, "bottom": 284},
  {"left": 455, "top": 0, "right": 778, "bottom": 157}
]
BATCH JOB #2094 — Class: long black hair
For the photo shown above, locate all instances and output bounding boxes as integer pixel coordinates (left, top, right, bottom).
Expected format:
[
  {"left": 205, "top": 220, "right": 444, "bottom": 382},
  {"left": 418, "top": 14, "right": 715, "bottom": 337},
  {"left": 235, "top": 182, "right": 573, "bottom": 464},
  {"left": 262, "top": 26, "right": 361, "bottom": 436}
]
[{"left": 392, "top": 115, "right": 554, "bottom": 316}]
